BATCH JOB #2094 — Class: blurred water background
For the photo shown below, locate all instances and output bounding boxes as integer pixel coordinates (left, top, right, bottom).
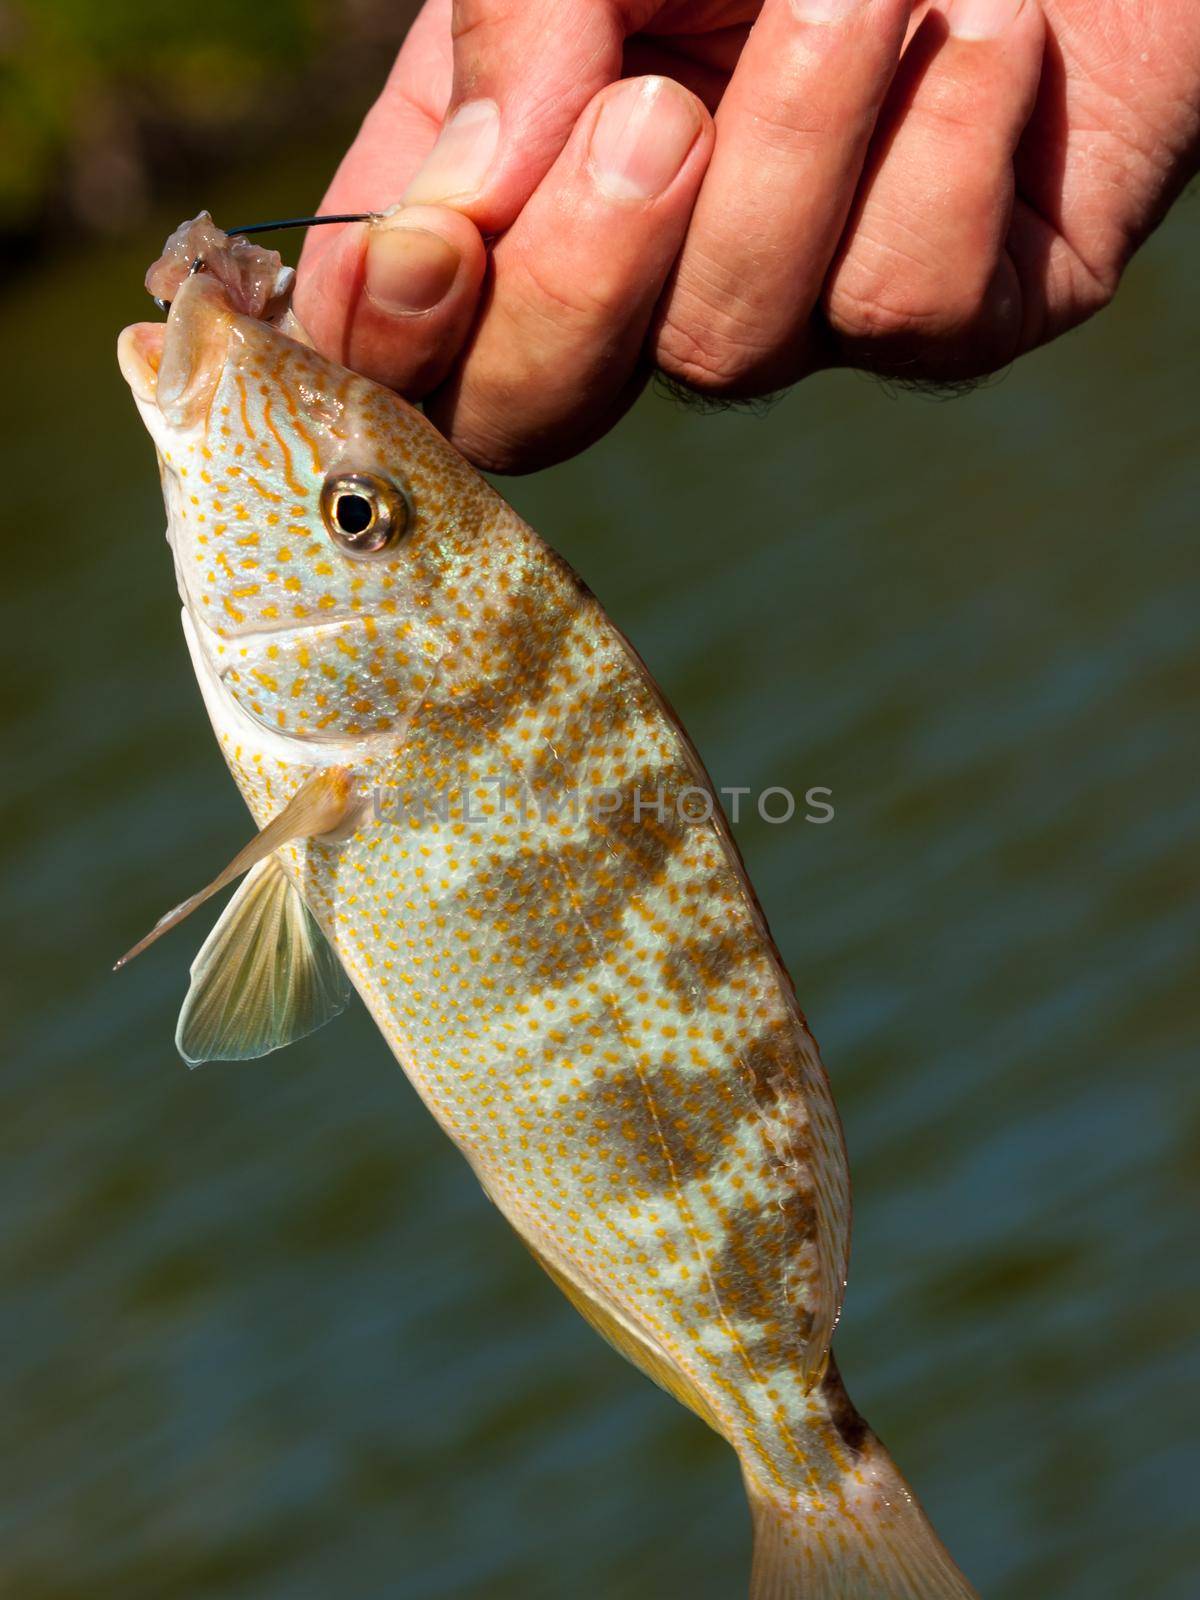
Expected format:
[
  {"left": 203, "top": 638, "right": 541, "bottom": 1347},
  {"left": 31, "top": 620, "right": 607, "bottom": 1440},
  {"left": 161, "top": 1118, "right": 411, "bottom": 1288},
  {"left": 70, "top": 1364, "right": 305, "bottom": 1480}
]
[{"left": 2, "top": 6, "right": 1198, "bottom": 1598}]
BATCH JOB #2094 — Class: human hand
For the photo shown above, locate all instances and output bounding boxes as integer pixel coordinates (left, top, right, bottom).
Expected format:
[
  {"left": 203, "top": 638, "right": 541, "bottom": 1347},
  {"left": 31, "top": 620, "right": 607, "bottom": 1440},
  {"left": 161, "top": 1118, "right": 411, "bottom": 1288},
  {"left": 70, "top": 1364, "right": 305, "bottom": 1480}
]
[{"left": 295, "top": 1, "right": 1200, "bottom": 473}]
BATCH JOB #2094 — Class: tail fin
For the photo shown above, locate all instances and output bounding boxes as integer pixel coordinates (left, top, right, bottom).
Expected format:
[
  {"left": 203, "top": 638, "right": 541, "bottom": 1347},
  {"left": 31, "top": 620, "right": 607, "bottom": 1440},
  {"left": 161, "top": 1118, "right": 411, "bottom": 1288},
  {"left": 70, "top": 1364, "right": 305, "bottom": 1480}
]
[{"left": 745, "top": 1426, "right": 979, "bottom": 1599}]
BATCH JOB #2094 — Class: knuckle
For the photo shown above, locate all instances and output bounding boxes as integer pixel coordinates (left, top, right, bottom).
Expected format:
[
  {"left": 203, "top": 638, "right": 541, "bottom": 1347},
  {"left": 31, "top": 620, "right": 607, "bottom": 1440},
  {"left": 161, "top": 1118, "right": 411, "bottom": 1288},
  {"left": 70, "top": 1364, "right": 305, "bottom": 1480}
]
[
  {"left": 825, "top": 233, "right": 989, "bottom": 346},
  {"left": 511, "top": 254, "right": 618, "bottom": 330},
  {"left": 1049, "top": 243, "right": 1120, "bottom": 325},
  {"left": 655, "top": 320, "right": 764, "bottom": 396},
  {"left": 435, "top": 377, "right": 538, "bottom": 474},
  {"left": 826, "top": 256, "right": 1024, "bottom": 382},
  {"left": 654, "top": 285, "right": 788, "bottom": 398},
  {"left": 450, "top": 422, "right": 530, "bottom": 475},
  {"left": 826, "top": 278, "right": 961, "bottom": 345},
  {"left": 450, "top": 0, "right": 511, "bottom": 46},
  {"left": 742, "top": 97, "right": 845, "bottom": 156}
]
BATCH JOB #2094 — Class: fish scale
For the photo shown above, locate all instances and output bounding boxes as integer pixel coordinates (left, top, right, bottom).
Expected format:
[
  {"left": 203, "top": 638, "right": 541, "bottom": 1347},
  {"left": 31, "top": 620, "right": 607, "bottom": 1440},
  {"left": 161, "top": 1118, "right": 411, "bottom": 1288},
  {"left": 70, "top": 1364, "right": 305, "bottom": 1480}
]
[{"left": 118, "top": 221, "right": 980, "bottom": 1598}]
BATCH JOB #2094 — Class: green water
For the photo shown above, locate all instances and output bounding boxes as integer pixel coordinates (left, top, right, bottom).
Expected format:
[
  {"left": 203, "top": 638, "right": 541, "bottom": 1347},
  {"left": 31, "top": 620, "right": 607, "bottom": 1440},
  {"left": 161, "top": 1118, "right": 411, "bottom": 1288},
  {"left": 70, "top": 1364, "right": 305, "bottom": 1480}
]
[{"left": 2, "top": 165, "right": 1197, "bottom": 1600}]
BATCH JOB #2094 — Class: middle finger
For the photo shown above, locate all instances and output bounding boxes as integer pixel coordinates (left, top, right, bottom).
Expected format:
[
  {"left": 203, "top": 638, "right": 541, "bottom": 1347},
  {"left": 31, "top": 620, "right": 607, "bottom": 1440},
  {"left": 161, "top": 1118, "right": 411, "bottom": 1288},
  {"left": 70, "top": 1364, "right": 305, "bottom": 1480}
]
[
  {"left": 428, "top": 75, "right": 714, "bottom": 472},
  {"left": 653, "top": 0, "right": 914, "bottom": 397}
]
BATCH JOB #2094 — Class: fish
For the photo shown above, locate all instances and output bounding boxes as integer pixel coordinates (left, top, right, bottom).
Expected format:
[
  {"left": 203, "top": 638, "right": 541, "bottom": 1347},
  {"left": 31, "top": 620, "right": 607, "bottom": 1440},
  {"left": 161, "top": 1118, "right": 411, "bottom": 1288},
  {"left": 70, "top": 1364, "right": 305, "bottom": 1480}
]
[{"left": 117, "top": 215, "right": 980, "bottom": 1599}]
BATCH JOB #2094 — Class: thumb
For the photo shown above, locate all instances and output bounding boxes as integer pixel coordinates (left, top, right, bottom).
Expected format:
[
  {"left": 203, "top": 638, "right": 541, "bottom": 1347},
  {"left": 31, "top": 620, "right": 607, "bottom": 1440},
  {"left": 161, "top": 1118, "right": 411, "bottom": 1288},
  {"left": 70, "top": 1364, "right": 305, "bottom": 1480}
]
[{"left": 404, "top": 0, "right": 626, "bottom": 232}]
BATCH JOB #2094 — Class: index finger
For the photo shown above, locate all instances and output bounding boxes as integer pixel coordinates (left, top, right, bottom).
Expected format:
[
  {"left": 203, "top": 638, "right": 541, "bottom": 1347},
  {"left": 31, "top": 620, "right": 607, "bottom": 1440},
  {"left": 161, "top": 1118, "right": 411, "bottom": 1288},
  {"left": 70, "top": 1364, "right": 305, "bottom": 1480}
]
[{"left": 402, "top": 0, "right": 628, "bottom": 231}]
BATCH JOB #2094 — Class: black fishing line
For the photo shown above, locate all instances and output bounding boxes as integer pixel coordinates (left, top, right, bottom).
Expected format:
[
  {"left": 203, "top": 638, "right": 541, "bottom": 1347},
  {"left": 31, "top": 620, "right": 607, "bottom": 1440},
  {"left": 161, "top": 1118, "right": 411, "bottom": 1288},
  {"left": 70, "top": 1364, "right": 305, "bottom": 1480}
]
[
  {"left": 225, "top": 213, "right": 379, "bottom": 236},
  {"left": 153, "top": 214, "right": 379, "bottom": 310}
]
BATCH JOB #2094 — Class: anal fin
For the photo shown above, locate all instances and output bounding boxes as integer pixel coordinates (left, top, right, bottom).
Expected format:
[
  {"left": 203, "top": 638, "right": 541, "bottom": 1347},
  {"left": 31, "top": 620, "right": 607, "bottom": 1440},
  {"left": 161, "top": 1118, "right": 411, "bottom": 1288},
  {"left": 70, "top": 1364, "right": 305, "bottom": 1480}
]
[{"left": 523, "top": 1239, "right": 724, "bottom": 1435}]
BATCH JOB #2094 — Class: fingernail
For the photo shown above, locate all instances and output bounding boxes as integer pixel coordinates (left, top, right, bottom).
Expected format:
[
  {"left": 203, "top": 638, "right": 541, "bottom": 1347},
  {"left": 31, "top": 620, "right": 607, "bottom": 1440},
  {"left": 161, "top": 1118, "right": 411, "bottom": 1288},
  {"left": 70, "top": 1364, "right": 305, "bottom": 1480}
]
[
  {"left": 942, "top": 0, "right": 1023, "bottom": 39},
  {"left": 790, "top": 0, "right": 867, "bottom": 20},
  {"left": 403, "top": 100, "right": 501, "bottom": 205},
  {"left": 365, "top": 222, "right": 461, "bottom": 314},
  {"left": 588, "top": 77, "right": 702, "bottom": 202}
]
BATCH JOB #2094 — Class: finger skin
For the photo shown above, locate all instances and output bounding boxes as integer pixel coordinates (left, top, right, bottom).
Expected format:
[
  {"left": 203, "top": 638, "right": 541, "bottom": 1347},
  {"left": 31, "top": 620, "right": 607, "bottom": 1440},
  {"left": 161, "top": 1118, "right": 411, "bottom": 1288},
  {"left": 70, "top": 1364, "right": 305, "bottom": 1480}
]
[
  {"left": 402, "top": 0, "right": 627, "bottom": 232},
  {"left": 295, "top": 207, "right": 487, "bottom": 399},
  {"left": 824, "top": 0, "right": 1046, "bottom": 379},
  {"left": 654, "top": 0, "right": 914, "bottom": 397},
  {"left": 427, "top": 75, "right": 715, "bottom": 472},
  {"left": 297, "top": 0, "right": 629, "bottom": 407},
  {"left": 1012, "top": 0, "right": 1200, "bottom": 346},
  {"left": 297, "top": 0, "right": 1200, "bottom": 464}
]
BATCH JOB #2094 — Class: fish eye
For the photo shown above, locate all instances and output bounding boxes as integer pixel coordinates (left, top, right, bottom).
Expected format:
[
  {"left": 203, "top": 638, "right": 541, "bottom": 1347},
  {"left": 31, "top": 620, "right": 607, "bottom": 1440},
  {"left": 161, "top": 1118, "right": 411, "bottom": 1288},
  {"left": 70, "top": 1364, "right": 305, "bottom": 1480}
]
[{"left": 319, "top": 471, "right": 411, "bottom": 557}]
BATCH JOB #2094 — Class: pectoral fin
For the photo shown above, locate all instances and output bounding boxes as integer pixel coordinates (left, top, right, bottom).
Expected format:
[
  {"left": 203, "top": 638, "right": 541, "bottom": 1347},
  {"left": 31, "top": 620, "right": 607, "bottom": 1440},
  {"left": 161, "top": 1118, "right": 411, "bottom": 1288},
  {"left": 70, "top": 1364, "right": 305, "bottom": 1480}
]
[
  {"left": 114, "top": 766, "right": 353, "bottom": 970},
  {"left": 176, "top": 854, "right": 350, "bottom": 1067}
]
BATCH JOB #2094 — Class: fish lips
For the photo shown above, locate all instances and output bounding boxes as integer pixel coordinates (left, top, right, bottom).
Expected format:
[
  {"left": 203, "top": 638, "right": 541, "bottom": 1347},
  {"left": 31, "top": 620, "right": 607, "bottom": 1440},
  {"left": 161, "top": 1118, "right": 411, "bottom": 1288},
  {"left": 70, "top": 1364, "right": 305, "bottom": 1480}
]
[{"left": 118, "top": 272, "right": 237, "bottom": 432}]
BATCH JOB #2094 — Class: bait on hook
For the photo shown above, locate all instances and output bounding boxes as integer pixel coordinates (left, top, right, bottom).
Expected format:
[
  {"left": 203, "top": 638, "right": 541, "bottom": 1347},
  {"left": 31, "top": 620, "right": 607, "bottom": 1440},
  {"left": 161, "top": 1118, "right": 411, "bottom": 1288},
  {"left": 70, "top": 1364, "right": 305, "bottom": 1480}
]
[{"left": 152, "top": 212, "right": 379, "bottom": 312}]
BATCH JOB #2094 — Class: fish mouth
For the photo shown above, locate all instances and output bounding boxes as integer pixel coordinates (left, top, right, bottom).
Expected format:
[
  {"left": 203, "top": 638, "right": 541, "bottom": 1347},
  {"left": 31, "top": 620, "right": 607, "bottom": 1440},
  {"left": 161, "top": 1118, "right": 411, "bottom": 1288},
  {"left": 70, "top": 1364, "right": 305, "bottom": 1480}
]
[
  {"left": 118, "top": 272, "right": 238, "bottom": 432},
  {"left": 117, "top": 322, "right": 165, "bottom": 403}
]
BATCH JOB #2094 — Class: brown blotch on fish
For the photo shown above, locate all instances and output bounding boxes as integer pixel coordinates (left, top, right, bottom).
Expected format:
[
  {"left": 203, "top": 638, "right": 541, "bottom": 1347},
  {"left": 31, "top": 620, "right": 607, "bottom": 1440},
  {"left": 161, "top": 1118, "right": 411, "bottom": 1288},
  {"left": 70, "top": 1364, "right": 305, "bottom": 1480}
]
[
  {"left": 733, "top": 1018, "right": 809, "bottom": 1113},
  {"left": 445, "top": 586, "right": 584, "bottom": 741},
  {"left": 576, "top": 1057, "right": 743, "bottom": 1193},
  {"left": 438, "top": 764, "right": 686, "bottom": 994},
  {"left": 708, "top": 1192, "right": 821, "bottom": 1377},
  {"left": 657, "top": 929, "right": 745, "bottom": 1015},
  {"left": 818, "top": 1355, "right": 872, "bottom": 1460}
]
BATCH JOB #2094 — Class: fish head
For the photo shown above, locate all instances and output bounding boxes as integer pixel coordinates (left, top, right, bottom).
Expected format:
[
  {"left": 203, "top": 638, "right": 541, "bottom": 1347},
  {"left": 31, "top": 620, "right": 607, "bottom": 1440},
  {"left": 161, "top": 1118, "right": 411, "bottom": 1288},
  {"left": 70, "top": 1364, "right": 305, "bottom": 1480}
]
[{"left": 118, "top": 268, "right": 503, "bottom": 758}]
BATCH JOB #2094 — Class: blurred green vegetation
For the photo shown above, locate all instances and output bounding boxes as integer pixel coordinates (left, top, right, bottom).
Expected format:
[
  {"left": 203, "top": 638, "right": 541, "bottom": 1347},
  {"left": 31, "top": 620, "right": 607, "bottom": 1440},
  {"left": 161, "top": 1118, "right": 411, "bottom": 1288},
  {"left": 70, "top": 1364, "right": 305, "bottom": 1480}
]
[{"left": 0, "top": 0, "right": 408, "bottom": 238}]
